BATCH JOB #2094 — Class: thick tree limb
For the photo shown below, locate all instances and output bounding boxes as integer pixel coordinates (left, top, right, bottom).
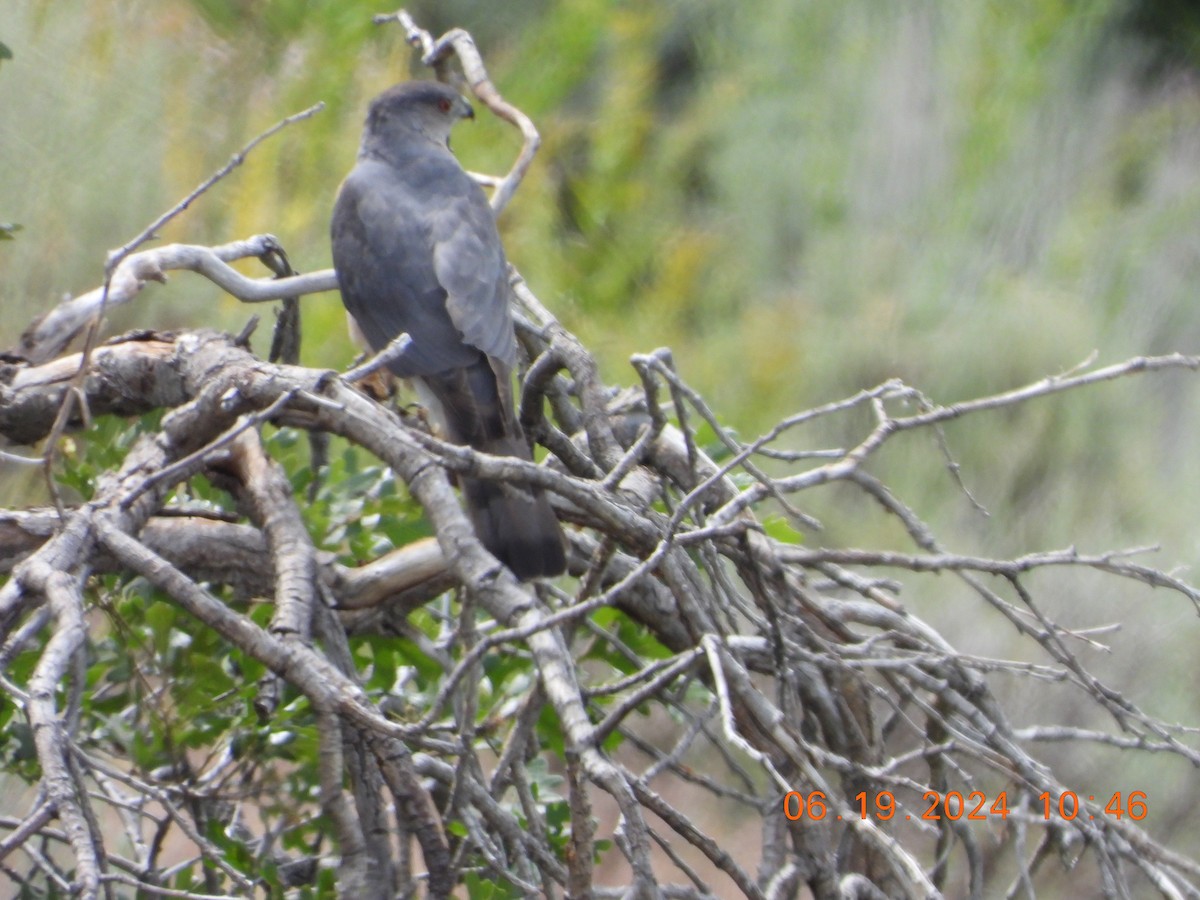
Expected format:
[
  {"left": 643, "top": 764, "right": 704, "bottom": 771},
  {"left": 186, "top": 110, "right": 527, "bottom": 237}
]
[
  {"left": 5, "top": 313, "right": 1200, "bottom": 896},
  {"left": 5, "top": 11, "right": 1200, "bottom": 897}
]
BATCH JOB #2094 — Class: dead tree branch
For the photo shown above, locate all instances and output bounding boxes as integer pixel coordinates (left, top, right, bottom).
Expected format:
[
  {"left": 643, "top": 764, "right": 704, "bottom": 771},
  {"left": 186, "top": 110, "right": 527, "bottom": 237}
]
[
  {"left": 374, "top": 8, "right": 540, "bottom": 214},
  {"left": 3, "top": 13, "right": 1200, "bottom": 900},
  {"left": 4, "top": 299, "right": 1200, "bottom": 896}
]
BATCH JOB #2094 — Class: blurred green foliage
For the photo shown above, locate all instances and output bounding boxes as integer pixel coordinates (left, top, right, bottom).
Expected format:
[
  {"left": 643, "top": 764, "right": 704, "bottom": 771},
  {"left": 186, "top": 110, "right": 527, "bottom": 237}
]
[
  {"left": 3, "top": 1, "right": 1199, "bottom": 593},
  {"left": 4, "top": 0, "right": 1200, "bottom": 623},
  {"left": 5, "top": 0, "right": 1195, "bottom": 439},
  {"left": 2, "top": 0, "right": 1200, "bottom": 883},
  {"left": 5, "top": 0, "right": 1200, "bottom": 882},
  {"left": 0, "top": 398, "right": 608, "bottom": 892}
]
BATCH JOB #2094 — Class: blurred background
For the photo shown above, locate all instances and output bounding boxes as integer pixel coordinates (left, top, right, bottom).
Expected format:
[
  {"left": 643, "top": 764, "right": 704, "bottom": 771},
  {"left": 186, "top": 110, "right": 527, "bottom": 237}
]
[{"left": 5, "top": 0, "right": 1200, "bottom": 887}]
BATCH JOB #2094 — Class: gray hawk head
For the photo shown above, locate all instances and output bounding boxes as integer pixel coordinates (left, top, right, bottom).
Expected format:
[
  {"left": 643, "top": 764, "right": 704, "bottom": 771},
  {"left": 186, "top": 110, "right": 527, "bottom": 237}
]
[{"left": 360, "top": 81, "right": 475, "bottom": 159}]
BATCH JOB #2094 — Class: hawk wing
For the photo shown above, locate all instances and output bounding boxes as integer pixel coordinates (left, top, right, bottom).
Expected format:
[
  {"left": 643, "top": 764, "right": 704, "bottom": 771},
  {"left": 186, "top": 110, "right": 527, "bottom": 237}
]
[{"left": 331, "top": 153, "right": 517, "bottom": 378}]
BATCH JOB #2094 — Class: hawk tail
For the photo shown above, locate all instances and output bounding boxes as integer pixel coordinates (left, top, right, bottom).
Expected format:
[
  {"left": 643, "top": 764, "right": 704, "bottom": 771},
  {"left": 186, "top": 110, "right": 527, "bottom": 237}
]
[{"left": 461, "top": 437, "right": 566, "bottom": 581}]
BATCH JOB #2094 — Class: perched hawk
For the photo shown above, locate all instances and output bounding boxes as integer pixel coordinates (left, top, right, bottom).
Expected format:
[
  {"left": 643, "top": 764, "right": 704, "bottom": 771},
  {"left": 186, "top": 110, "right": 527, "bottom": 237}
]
[{"left": 332, "top": 81, "right": 566, "bottom": 580}]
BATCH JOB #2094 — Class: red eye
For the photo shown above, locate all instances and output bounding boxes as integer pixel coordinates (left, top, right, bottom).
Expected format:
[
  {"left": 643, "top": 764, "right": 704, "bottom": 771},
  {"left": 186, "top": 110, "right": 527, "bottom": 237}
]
[{"left": 438, "top": 98, "right": 452, "bottom": 113}]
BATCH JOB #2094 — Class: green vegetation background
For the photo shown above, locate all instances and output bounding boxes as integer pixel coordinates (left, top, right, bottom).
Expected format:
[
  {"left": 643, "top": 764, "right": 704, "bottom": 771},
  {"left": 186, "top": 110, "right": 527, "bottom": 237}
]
[{"left": 4, "top": 0, "right": 1200, "bottom": 872}]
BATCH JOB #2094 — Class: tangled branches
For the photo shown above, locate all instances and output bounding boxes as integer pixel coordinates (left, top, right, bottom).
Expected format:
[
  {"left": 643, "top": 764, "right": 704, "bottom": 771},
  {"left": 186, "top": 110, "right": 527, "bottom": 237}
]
[
  {"left": 3, "top": 12, "right": 1200, "bottom": 900},
  {"left": 3, "top": 257, "right": 1200, "bottom": 897}
]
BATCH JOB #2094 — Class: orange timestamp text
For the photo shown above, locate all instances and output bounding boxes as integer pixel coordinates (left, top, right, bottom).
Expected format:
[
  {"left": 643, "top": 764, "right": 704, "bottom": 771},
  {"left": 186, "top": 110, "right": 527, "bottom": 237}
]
[{"left": 782, "top": 790, "right": 1148, "bottom": 822}]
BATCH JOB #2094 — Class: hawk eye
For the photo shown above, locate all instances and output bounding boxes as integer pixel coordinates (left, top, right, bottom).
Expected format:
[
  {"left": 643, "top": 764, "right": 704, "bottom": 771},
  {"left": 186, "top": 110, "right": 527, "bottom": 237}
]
[{"left": 438, "top": 97, "right": 453, "bottom": 113}]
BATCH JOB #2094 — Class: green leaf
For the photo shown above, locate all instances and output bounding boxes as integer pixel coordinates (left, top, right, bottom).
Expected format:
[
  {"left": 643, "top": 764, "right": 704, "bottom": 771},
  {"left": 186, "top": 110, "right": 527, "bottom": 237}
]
[
  {"left": 0, "top": 41, "right": 12, "bottom": 62},
  {"left": 464, "top": 871, "right": 521, "bottom": 900},
  {"left": 464, "top": 873, "right": 496, "bottom": 900},
  {"left": 0, "top": 222, "right": 21, "bottom": 240},
  {"left": 594, "top": 838, "right": 613, "bottom": 862},
  {"left": 145, "top": 600, "right": 176, "bottom": 656},
  {"left": 536, "top": 704, "right": 566, "bottom": 757},
  {"left": 600, "top": 727, "right": 626, "bottom": 753},
  {"left": 762, "top": 515, "right": 805, "bottom": 545},
  {"left": 362, "top": 637, "right": 397, "bottom": 691},
  {"left": 1, "top": 721, "right": 36, "bottom": 766}
]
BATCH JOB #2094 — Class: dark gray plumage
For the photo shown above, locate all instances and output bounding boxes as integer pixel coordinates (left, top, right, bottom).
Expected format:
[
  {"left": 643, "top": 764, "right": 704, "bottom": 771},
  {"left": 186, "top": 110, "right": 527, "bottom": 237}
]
[{"left": 332, "top": 81, "right": 566, "bottom": 580}]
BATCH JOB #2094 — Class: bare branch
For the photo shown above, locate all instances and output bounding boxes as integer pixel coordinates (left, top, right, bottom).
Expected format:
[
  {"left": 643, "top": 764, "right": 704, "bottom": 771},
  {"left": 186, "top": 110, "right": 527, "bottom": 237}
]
[
  {"left": 19, "top": 238, "right": 337, "bottom": 364},
  {"left": 5, "top": 12, "right": 1200, "bottom": 898},
  {"left": 375, "top": 10, "right": 540, "bottom": 214}
]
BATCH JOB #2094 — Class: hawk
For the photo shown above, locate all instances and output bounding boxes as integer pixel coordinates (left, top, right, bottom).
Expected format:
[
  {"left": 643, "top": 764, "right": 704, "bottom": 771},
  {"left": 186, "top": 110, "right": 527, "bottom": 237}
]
[{"left": 332, "top": 81, "right": 566, "bottom": 580}]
